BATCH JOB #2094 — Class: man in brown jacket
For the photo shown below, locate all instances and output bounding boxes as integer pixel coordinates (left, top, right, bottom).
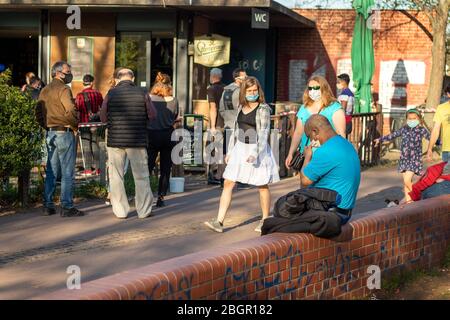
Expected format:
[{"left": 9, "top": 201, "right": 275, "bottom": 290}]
[{"left": 37, "top": 61, "right": 84, "bottom": 217}]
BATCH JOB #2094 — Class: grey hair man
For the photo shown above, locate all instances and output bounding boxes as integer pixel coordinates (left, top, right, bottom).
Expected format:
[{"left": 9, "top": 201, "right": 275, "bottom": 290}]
[
  {"left": 100, "top": 68, "right": 157, "bottom": 219},
  {"left": 37, "top": 61, "right": 83, "bottom": 217}
]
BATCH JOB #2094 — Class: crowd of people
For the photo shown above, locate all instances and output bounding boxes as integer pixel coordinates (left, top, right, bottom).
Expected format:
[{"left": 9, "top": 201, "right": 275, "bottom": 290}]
[{"left": 27, "top": 60, "right": 449, "bottom": 238}]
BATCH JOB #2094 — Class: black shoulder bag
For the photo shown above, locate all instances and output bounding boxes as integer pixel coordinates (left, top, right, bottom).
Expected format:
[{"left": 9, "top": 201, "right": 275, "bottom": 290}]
[{"left": 289, "top": 106, "right": 324, "bottom": 171}]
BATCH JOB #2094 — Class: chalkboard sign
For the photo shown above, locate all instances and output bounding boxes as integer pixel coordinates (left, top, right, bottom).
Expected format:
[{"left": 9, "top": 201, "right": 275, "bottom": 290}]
[{"left": 68, "top": 37, "right": 94, "bottom": 81}]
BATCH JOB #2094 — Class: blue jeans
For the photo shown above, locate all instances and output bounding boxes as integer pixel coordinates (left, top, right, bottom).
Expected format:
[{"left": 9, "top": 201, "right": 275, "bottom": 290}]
[
  {"left": 443, "top": 151, "right": 450, "bottom": 162},
  {"left": 44, "top": 131, "right": 76, "bottom": 209},
  {"left": 422, "top": 181, "right": 450, "bottom": 199}
]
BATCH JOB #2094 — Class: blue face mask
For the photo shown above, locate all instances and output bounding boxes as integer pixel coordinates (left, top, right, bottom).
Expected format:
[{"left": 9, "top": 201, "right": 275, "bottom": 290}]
[
  {"left": 246, "top": 94, "right": 259, "bottom": 102},
  {"left": 407, "top": 120, "right": 420, "bottom": 128}
]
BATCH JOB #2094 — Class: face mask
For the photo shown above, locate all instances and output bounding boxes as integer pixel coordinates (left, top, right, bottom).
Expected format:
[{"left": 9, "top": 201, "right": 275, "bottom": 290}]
[
  {"left": 246, "top": 94, "right": 259, "bottom": 102},
  {"left": 62, "top": 72, "right": 73, "bottom": 84},
  {"left": 407, "top": 120, "right": 420, "bottom": 128},
  {"left": 309, "top": 89, "right": 321, "bottom": 101},
  {"left": 310, "top": 139, "right": 321, "bottom": 148}
]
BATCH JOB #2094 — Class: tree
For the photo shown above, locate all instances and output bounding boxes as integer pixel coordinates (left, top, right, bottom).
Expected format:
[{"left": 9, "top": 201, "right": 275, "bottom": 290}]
[
  {"left": 0, "top": 69, "right": 43, "bottom": 206},
  {"left": 408, "top": 0, "right": 449, "bottom": 107},
  {"left": 293, "top": 0, "right": 450, "bottom": 108}
]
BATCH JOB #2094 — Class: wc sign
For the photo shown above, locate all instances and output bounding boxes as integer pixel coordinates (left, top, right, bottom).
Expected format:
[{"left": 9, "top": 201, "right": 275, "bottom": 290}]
[{"left": 251, "top": 8, "right": 269, "bottom": 29}]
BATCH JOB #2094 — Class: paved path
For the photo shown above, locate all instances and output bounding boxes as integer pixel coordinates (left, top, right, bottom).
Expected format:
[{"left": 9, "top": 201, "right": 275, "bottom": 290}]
[{"left": 0, "top": 166, "right": 404, "bottom": 299}]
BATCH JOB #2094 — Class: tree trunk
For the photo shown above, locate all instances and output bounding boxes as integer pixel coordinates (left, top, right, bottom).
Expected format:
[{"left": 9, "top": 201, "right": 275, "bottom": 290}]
[
  {"left": 18, "top": 169, "right": 30, "bottom": 207},
  {"left": 426, "top": 1, "right": 449, "bottom": 108}
]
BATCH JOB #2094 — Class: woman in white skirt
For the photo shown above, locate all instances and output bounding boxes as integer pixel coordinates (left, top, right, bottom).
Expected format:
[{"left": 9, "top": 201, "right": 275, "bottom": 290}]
[{"left": 204, "top": 76, "right": 280, "bottom": 233}]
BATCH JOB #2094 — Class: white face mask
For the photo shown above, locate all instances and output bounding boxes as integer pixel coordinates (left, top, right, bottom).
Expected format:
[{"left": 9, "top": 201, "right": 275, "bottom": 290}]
[
  {"left": 309, "top": 89, "right": 322, "bottom": 101},
  {"left": 310, "top": 139, "right": 321, "bottom": 148}
]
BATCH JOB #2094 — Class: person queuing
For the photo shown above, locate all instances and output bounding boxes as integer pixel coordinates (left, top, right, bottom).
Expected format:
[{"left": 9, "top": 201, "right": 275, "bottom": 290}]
[
  {"left": 36, "top": 61, "right": 83, "bottom": 217},
  {"left": 285, "top": 76, "right": 346, "bottom": 175},
  {"left": 75, "top": 74, "right": 104, "bottom": 175},
  {"left": 147, "top": 72, "right": 180, "bottom": 208},
  {"left": 100, "top": 68, "right": 156, "bottom": 219},
  {"left": 207, "top": 68, "right": 226, "bottom": 185},
  {"left": 374, "top": 109, "right": 431, "bottom": 204},
  {"left": 204, "top": 76, "right": 280, "bottom": 234}
]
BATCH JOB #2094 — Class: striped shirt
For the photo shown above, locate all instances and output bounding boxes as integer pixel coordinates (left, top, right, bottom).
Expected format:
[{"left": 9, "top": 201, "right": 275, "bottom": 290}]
[{"left": 75, "top": 88, "right": 104, "bottom": 123}]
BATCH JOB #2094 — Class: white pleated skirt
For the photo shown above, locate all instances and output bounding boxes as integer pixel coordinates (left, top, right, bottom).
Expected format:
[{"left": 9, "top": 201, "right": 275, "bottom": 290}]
[{"left": 223, "top": 141, "right": 280, "bottom": 186}]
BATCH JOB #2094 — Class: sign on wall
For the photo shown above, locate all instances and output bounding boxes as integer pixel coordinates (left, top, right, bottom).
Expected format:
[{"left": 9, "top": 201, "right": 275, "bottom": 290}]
[
  {"left": 194, "top": 34, "right": 230, "bottom": 68},
  {"left": 252, "top": 8, "right": 269, "bottom": 29},
  {"left": 67, "top": 37, "right": 94, "bottom": 81}
]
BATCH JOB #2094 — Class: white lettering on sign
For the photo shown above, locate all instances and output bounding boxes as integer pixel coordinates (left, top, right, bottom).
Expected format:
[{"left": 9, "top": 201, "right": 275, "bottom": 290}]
[{"left": 254, "top": 13, "right": 267, "bottom": 23}]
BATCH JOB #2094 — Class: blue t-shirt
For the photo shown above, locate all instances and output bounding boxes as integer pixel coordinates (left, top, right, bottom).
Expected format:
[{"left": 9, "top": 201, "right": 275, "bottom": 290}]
[
  {"left": 303, "top": 135, "right": 361, "bottom": 210},
  {"left": 296, "top": 101, "right": 342, "bottom": 152}
]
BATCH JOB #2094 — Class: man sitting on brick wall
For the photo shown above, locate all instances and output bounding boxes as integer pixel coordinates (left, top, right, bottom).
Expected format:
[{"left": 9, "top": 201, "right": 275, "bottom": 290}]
[{"left": 262, "top": 115, "right": 361, "bottom": 238}]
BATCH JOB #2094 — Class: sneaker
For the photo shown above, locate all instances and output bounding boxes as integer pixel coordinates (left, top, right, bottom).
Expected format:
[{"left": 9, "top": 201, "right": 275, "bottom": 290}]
[
  {"left": 60, "top": 207, "right": 85, "bottom": 217},
  {"left": 156, "top": 198, "right": 165, "bottom": 208},
  {"left": 42, "top": 207, "right": 56, "bottom": 216},
  {"left": 80, "top": 169, "right": 93, "bottom": 176},
  {"left": 204, "top": 219, "right": 223, "bottom": 233},
  {"left": 254, "top": 220, "right": 264, "bottom": 233}
]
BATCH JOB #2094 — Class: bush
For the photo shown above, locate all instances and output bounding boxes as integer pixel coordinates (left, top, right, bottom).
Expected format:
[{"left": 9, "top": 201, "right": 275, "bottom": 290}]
[{"left": 0, "top": 69, "right": 43, "bottom": 205}]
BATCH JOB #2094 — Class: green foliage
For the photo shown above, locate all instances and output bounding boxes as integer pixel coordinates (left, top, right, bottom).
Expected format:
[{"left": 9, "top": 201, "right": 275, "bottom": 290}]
[
  {"left": 0, "top": 69, "right": 43, "bottom": 179},
  {"left": 115, "top": 38, "right": 139, "bottom": 74},
  {"left": 75, "top": 180, "right": 108, "bottom": 199}
]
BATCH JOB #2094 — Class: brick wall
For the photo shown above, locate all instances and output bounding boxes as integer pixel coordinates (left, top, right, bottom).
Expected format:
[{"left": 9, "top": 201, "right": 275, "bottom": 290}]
[
  {"left": 277, "top": 9, "right": 433, "bottom": 135},
  {"left": 36, "top": 195, "right": 450, "bottom": 300}
]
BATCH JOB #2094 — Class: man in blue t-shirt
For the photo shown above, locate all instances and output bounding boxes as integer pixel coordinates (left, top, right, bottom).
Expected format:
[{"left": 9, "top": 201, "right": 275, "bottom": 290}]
[{"left": 300, "top": 114, "right": 361, "bottom": 225}]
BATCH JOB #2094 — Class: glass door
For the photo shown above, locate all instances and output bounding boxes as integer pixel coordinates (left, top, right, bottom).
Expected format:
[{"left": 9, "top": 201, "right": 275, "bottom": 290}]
[{"left": 115, "top": 32, "right": 151, "bottom": 90}]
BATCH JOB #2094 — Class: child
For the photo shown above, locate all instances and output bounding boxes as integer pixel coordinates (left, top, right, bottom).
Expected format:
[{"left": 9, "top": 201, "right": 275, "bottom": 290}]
[
  {"left": 374, "top": 109, "right": 430, "bottom": 203},
  {"left": 337, "top": 73, "right": 354, "bottom": 136}
]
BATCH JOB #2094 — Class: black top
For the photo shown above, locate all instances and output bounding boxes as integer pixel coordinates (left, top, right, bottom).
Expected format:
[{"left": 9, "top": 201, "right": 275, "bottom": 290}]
[
  {"left": 148, "top": 97, "right": 178, "bottom": 131},
  {"left": 106, "top": 80, "right": 148, "bottom": 148},
  {"left": 207, "top": 82, "right": 225, "bottom": 128},
  {"left": 237, "top": 105, "right": 259, "bottom": 144}
]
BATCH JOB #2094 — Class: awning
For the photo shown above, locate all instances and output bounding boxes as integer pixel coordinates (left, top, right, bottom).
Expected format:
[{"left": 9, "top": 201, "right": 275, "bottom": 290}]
[{"left": 0, "top": 0, "right": 315, "bottom": 28}]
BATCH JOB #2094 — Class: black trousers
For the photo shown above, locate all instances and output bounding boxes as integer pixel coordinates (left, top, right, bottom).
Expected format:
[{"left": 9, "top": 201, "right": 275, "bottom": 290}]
[{"left": 147, "top": 129, "right": 174, "bottom": 197}]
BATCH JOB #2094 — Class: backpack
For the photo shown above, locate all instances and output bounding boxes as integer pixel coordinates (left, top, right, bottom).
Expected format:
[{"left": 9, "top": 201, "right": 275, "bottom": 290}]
[{"left": 222, "top": 86, "right": 238, "bottom": 111}]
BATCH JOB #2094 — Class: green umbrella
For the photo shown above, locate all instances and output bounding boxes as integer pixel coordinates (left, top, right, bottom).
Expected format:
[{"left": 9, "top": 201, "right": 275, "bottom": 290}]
[{"left": 351, "top": 0, "right": 375, "bottom": 113}]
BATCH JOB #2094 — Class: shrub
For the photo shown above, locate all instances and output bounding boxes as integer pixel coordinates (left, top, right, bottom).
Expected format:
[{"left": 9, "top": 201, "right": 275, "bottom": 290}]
[{"left": 0, "top": 69, "right": 43, "bottom": 206}]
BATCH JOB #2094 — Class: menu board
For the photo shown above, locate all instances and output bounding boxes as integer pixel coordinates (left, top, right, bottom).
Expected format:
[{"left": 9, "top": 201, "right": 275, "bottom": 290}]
[{"left": 67, "top": 37, "right": 94, "bottom": 81}]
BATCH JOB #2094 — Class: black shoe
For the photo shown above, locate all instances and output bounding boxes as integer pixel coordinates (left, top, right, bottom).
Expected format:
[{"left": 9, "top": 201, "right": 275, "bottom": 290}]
[
  {"left": 42, "top": 207, "right": 56, "bottom": 216},
  {"left": 207, "top": 178, "right": 222, "bottom": 185},
  {"left": 156, "top": 198, "right": 166, "bottom": 208},
  {"left": 60, "top": 207, "right": 85, "bottom": 217}
]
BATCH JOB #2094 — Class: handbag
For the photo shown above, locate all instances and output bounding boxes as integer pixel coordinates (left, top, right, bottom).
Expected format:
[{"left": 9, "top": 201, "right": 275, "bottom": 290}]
[
  {"left": 289, "top": 138, "right": 309, "bottom": 171},
  {"left": 289, "top": 106, "right": 326, "bottom": 171}
]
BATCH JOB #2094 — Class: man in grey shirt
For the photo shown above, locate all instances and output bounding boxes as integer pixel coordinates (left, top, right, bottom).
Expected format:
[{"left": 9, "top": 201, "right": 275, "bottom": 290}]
[{"left": 219, "top": 68, "right": 247, "bottom": 129}]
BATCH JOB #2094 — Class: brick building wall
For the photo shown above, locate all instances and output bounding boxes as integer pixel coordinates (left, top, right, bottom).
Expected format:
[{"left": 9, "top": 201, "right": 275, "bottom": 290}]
[
  {"left": 50, "top": 12, "right": 116, "bottom": 97},
  {"left": 277, "top": 9, "right": 433, "bottom": 135}
]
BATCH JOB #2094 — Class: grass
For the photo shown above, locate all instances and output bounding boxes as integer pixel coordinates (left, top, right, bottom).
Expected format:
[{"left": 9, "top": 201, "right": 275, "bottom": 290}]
[
  {"left": 373, "top": 245, "right": 450, "bottom": 299},
  {"left": 1, "top": 168, "right": 160, "bottom": 209}
]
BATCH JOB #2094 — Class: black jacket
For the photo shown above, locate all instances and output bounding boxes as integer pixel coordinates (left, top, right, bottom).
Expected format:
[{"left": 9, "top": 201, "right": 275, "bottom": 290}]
[
  {"left": 107, "top": 80, "right": 148, "bottom": 148},
  {"left": 262, "top": 188, "right": 343, "bottom": 239}
]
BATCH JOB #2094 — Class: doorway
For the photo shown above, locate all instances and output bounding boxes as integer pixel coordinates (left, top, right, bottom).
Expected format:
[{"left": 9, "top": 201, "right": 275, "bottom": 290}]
[
  {"left": 115, "top": 32, "right": 174, "bottom": 91},
  {"left": 0, "top": 30, "right": 39, "bottom": 87}
]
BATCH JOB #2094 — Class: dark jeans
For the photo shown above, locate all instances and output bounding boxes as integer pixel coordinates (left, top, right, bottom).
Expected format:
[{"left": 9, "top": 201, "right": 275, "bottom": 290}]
[
  {"left": 44, "top": 131, "right": 76, "bottom": 209},
  {"left": 147, "top": 129, "right": 174, "bottom": 197},
  {"left": 422, "top": 181, "right": 450, "bottom": 199}
]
